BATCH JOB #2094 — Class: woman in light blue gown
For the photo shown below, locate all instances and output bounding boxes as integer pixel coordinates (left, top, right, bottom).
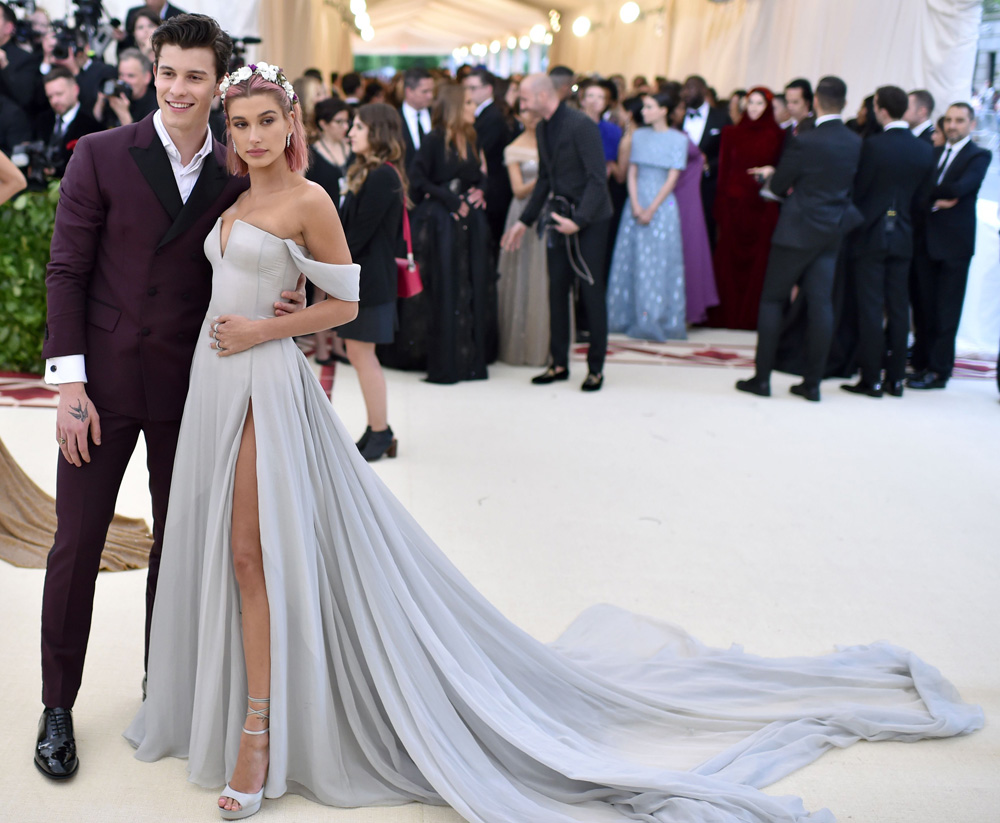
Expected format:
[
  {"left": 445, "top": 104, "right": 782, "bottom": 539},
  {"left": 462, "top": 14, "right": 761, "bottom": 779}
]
[
  {"left": 607, "top": 90, "right": 689, "bottom": 341},
  {"left": 126, "top": 66, "right": 983, "bottom": 823}
]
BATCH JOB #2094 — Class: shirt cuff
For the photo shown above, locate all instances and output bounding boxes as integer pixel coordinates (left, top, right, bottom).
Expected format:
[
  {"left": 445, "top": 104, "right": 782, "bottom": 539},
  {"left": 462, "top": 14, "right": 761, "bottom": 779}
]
[{"left": 44, "top": 355, "right": 87, "bottom": 385}]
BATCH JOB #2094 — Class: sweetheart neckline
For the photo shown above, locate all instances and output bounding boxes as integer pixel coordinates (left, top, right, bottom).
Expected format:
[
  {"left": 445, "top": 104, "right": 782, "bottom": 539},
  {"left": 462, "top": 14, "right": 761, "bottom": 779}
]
[{"left": 216, "top": 218, "right": 308, "bottom": 259}]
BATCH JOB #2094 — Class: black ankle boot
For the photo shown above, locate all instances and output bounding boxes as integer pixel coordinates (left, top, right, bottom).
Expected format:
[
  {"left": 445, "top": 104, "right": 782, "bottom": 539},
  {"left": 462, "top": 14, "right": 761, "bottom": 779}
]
[
  {"left": 356, "top": 426, "right": 373, "bottom": 450},
  {"left": 360, "top": 427, "right": 397, "bottom": 462}
]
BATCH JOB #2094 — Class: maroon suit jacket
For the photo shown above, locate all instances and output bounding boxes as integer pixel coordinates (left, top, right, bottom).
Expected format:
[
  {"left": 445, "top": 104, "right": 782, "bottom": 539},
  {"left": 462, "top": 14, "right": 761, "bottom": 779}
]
[{"left": 43, "top": 113, "right": 248, "bottom": 421}]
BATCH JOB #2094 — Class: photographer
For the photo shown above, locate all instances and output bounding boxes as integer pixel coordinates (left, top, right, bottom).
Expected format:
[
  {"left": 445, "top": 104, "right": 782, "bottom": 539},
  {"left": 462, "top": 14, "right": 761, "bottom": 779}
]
[
  {"left": 94, "top": 47, "right": 155, "bottom": 127},
  {"left": 1, "top": 2, "right": 45, "bottom": 118},
  {"left": 49, "top": 32, "right": 115, "bottom": 118},
  {"left": 40, "top": 66, "right": 99, "bottom": 176},
  {"left": 0, "top": 91, "right": 30, "bottom": 156},
  {"left": 115, "top": 1, "right": 185, "bottom": 57}
]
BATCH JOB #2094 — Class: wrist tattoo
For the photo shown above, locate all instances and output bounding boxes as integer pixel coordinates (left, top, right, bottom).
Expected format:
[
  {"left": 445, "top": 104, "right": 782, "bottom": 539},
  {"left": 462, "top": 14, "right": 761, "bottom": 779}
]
[{"left": 69, "top": 400, "right": 89, "bottom": 422}]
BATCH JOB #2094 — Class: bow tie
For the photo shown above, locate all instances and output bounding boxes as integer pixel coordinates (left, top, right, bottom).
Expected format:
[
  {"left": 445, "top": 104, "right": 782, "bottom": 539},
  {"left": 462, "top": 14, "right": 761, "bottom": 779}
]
[{"left": 687, "top": 110, "right": 702, "bottom": 119}]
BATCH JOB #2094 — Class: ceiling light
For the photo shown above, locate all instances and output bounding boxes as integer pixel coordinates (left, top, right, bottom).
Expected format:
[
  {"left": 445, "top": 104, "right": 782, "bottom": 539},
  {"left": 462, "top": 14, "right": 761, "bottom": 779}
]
[
  {"left": 354, "top": 11, "right": 370, "bottom": 28},
  {"left": 620, "top": 2, "right": 640, "bottom": 23},
  {"left": 349, "top": 0, "right": 366, "bottom": 13},
  {"left": 360, "top": 26, "right": 374, "bottom": 41},
  {"left": 544, "top": 33, "right": 553, "bottom": 45},
  {"left": 490, "top": 40, "right": 501, "bottom": 53},
  {"left": 519, "top": 35, "right": 531, "bottom": 49},
  {"left": 529, "top": 24, "right": 547, "bottom": 43},
  {"left": 572, "top": 16, "right": 591, "bottom": 36}
]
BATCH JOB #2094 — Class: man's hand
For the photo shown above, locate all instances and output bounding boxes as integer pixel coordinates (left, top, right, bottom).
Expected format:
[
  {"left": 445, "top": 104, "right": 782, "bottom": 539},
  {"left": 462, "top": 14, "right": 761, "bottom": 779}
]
[
  {"left": 933, "top": 198, "right": 958, "bottom": 210},
  {"left": 274, "top": 273, "right": 307, "bottom": 315},
  {"left": 108, "top": 93, "right": 132, "bottom": 125},
  {"left": 210, "top": 315, "right": 265, "bottom": 356},
  {"left": 453, "top": 200, "right": 470, "bottom": 220},
  {"left": 748, "top": 165, "right": 775, "bottom": 180},
  {"left": 501, "top": 221, "right": 527, "bottom": 252},
  {"left": 56, "top": 383, "right": 101, "bottom": 467},
  {"left": 550, "top": 212, "right": 580, "bottom": 235}
]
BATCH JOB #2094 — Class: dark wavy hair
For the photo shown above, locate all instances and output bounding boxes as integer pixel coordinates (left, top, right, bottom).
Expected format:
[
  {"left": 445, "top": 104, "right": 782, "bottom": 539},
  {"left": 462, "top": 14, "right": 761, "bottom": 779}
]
[
  {"left": 150, "top": 13, "right": 232, "bottom": 81},
  {"left": 432, "top": 83, "right": 477, "bottom": 158},
  {"left": 345, "top": 103, "right": 410, "bottom": 207}
]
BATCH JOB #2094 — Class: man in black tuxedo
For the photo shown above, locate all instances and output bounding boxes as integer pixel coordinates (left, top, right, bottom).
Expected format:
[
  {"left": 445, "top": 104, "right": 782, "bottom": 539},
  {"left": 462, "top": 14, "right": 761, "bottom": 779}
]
[
  {"left": 39, "top": 68, "right": 100, "bottom": 177},
  {"left": 502, "top": 73, "right": 612, "bottom": 392},
  {"left": 464, "top": 68, "right": 512, "bottom": 257},
  {"left": 737, "top": 76, "right": 863, "bottom": 402},
  {"left": 398, "top": 67, "right": 433, "bottom": 176},
  {"left": 783, "top": 78, "right": 815, "bottom": 136},
  {"left": 50, "top": 36, "right": 116, "bottom": 118},
  {"left": 907, "top": 103, "right": 991, "bottom": 390},
  {"left": 840, "top": 86, "right": 935, "bottom": 398},
  {"left": 0, "top": 2, "right": 45, "bottom": 122},
  {"left": 681, "top": 74, "right": 730, "bottom": 247},
  {"left": 905, "top": 89, "right": 936, "bottom": 145},
  {"left": 0, "top": 92, "right": 30, "bottom": 156}
]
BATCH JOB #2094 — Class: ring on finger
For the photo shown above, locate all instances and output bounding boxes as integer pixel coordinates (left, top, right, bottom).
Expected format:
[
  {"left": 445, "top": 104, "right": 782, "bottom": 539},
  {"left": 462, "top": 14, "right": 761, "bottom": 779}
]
[{"left": 58, "top": 437, "right": 66, "bottom": 445}]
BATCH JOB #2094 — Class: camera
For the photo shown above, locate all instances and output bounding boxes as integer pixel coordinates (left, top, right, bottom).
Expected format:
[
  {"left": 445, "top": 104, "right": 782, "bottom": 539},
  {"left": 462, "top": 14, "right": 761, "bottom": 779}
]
[
  {"left": 229, "top": 36, "right": 263, "bottom": 73},
  {"left": 10, "top": 140, "right": 58, "bottom": 190},
  {"left": 102, "top": 79, "right": 133, "bottom": 100}
]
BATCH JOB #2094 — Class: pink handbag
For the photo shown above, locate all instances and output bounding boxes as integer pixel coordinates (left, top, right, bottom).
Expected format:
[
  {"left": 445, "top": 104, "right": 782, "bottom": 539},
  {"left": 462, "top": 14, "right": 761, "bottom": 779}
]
[{"left": 386, "top": 162, "right": 423, "bottom": 298}]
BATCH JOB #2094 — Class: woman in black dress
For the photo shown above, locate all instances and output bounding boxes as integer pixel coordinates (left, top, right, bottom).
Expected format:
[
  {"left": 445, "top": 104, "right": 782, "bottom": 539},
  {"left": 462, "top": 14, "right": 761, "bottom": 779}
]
[
  {"left": 407, "top": 83, "right": 491, "bottom": 384},
  {"left": 341, "top": 103, "right": 405, "bottom": 461}
]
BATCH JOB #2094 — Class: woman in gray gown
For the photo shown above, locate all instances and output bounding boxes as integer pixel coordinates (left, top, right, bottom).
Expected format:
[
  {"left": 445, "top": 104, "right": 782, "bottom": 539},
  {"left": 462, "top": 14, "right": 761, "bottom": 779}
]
[
  {"left": 126, "top": 66, "right": 983, "bottom": 823},
  {"left": 607, "top": 90, "right": 689, "bottom": 341},
  {"left": 496, "top": 108, "right": 549, "bottom": 366}
]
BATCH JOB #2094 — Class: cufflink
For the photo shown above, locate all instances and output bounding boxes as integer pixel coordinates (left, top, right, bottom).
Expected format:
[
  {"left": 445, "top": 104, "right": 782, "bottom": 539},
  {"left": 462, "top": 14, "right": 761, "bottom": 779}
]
[{"left": 50, "top": 364, "right": 57, "bottom": 372}]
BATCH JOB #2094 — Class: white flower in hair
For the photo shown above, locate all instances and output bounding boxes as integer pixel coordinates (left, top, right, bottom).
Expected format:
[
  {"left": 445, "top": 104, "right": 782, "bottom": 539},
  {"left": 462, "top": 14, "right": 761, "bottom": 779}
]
[
  {"left": 220, "top": 62, "right": 298, "bottom": 104},
  {"left": 235, "top": 65, "right": 253, "bottom": 82}
]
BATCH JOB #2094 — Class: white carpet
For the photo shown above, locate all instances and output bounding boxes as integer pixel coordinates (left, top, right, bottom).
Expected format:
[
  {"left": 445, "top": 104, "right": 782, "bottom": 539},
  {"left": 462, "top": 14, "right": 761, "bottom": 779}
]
[{"left": 1, "top": 331, "right": 997, "bottom": 822}]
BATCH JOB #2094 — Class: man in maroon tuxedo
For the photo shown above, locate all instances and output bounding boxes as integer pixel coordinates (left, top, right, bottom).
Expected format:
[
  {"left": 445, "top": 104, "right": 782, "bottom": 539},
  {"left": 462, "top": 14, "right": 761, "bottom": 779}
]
[{"left": 35, "top": 14, "right": 304, "bottom": 779}]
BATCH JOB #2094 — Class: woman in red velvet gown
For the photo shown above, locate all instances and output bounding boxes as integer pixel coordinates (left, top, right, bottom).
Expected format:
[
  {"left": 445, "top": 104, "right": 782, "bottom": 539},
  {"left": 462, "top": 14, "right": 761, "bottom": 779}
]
[{"left": 708, "top": 87, "right": 786, "bottom": 330}]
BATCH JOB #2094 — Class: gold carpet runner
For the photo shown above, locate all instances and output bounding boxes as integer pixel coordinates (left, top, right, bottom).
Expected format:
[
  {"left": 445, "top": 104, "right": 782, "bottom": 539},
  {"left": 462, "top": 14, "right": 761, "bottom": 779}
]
[{"left": 0, "top": 437, "right": 152, "bottom": 570}]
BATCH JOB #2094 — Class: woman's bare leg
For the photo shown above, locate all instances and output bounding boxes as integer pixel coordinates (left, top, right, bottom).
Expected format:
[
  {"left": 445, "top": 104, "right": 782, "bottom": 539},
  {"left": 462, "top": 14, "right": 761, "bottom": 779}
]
[
  {"left": 345, "top": 339, "right": 388, "bottom": 430},
  {"left": 219, "top": 401, "right": 271, "bottom": 813}
]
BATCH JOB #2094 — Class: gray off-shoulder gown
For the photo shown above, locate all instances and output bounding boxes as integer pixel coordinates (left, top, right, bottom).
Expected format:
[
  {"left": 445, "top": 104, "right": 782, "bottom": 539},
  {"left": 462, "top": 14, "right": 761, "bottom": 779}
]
[{"left": 125, "top": 218, "right": 983, "bottom": 823}]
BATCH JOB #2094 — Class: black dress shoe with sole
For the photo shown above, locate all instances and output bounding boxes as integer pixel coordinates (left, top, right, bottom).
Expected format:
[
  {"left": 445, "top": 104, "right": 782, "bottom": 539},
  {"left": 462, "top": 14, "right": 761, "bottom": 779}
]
[
  {"left": 906, "top": 372, "right": 948, "bottom": 390},
  {"left": 35, "top": 707, "right": 78, "bottom": 780},
  {"left": 735, "top": 377, "right": 771, "bottom": 397},
  {"left": 840, "top": 380, "right": 883, "bottom": 398},
  {"left": 885, "top": 380, "right": 904, "bottom": 397},
  {"left": 531, "top": 367, "right": 569, "bottom": 385},
  {"left": 580, "top": 373, "right": 603, "bottom": 392},
  {"left": 790, "top": 382, "right": 821, "bottom": 402}
]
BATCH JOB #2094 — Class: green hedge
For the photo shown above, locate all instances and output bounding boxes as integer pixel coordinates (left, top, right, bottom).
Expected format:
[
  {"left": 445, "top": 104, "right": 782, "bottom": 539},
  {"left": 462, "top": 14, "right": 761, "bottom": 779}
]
[{"left": 0, "top": 182, "right": 59, "bottom": 375}]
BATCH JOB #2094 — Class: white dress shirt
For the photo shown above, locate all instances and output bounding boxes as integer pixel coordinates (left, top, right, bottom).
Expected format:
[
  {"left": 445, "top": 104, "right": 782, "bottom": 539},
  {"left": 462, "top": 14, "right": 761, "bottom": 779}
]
[
  {"left": 52, "top": 102, "right": 81, "bottom": 139},
  {"left": 474, "top": 98, "right": 492, "bottom": 118},
  {"left": 912, "top": 119, "right": 934, "bottom": 139},
  {"left": 814, "top": 114, "right": 843, "bottom": 127},
  {"left": 401, "top": 102, "right": 431, "bottom": 150},
  {"left": 45, "top": 110, "right": 216, "bottom": 385},
  {"left": 883, "top": 120, "right": 910, "bottom": 131},
  {"left": 937, "top": 135, "right": 971, "bottom": 184},
  {"left": 683, "top": 101, "right": 709, "bottom": 148}
]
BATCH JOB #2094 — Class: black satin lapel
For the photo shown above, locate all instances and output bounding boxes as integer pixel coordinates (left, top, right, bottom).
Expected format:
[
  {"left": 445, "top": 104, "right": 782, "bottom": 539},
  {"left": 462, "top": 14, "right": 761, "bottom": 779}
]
[
  {"left": 129, "top": 140, "right": 183, "bottom": 221},
  {"left": 157, "top": 154, "right": 229, "bottom": 249}
]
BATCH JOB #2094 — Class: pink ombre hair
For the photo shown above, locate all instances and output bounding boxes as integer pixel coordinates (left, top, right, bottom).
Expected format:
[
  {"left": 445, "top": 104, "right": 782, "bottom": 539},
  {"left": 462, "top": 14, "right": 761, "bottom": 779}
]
[{"left": 223, "top": 72, "right": 308, "bottom": 176}]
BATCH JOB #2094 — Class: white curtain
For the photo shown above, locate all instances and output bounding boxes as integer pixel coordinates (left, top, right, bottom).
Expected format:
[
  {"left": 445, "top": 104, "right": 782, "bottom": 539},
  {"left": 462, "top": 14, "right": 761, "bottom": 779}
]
[{"left": 549, "top": 0, "right": 983, "bottom": 119}]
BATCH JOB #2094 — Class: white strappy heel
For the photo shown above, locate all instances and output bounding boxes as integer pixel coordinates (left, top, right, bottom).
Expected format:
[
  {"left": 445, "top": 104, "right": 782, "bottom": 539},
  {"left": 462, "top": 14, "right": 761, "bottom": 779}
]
[{"left": 220, "top": 697, "right": 269, "bottom": 820}]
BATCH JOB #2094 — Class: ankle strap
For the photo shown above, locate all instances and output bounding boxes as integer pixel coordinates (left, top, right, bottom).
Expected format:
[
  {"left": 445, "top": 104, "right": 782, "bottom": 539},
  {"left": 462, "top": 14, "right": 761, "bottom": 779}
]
[
  {"left": 247, "top": 696, "right": 270, "bottom": 703},
  {"left": 245, "top": 695, "right": 270, "bottom": 731}
]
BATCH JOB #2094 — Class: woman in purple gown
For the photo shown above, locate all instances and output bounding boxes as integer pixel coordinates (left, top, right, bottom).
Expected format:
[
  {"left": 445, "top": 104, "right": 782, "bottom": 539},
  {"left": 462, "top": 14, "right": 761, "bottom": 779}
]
[{"left": 669, "top": 102, "right": 719, "bottom": 324}]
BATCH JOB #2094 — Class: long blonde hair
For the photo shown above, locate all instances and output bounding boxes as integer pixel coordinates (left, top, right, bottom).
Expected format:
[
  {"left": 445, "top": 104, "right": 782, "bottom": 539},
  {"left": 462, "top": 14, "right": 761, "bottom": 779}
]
[{"left": 432, "top": 83, "right": 477, "bottom": 159}]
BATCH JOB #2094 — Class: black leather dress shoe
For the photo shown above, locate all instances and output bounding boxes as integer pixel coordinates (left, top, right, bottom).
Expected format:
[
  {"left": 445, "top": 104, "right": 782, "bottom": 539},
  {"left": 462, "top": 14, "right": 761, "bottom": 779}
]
[
  {"left": 885, "top": 380, "right": 904, "bottom": 397},
  {"left": 735, "top": 377, "right": 771, "bottom": 397},
  {"left": 35, "top": 708, "right": 78, "bottom": 779},
  {"left": 580, "top": 372, "right": 603, "bottom": 392},
  {"left": 906, "top": 372, "right": 948, "bottom": 390},
  {"left": 531, "top": 366, "right": 569, "bottom": 385},
  {"left": 790, "top": 382, "right": 821, "bottom": 402},
  {"left": 840, "top": 380, "right": 883, "bottom": 398}
]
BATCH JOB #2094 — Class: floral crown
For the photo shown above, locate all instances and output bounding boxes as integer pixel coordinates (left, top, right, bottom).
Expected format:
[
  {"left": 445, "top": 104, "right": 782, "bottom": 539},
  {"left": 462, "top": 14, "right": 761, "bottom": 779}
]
[{"left": 219, "top": 62, "right": 298, "bottom": 105}]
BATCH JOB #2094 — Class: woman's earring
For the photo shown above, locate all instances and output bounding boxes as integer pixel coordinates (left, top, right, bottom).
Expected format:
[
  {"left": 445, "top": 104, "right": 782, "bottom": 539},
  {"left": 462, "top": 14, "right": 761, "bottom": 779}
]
[{"left": 286, "top": 133, "right": 291, "bottom": 149}]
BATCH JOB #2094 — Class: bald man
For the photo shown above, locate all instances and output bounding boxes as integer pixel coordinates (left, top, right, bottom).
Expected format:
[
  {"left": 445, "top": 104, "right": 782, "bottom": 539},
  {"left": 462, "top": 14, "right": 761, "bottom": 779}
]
[{"left": 502, "top": 74, "right": 612, "bottom": 391}]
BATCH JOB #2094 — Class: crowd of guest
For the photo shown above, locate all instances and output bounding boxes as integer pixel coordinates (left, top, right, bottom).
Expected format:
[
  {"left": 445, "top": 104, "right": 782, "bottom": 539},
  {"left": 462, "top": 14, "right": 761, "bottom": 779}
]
[{"left": 1, "top": 0, "right": 994, "bottom": 407}]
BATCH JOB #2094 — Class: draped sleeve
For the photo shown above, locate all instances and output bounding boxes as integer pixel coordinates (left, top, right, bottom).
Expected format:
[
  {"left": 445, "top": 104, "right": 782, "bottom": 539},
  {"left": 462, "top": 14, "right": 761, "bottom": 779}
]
[
  {"left": 630, "top": 128, "right": 688, "bottom": 172},
  {"left": 284, "top": 240, "right": 360, "bottom": 302}
]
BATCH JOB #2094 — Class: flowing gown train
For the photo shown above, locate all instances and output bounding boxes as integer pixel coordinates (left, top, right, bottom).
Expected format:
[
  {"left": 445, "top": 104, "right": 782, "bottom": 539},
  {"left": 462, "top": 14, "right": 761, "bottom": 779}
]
[{"left": 125, "top": 217, "right": 982, "bottom": 823}]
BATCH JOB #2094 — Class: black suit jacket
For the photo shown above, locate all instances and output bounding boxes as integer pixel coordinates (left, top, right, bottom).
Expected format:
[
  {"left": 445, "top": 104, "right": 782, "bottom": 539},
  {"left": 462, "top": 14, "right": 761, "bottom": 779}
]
[
  {"left": 38, "top": 107, "right": 102, "bottom": 176},
  {"left": 473, "top": 100, "right": 513, "bottom": 219},
  {"left": 915, "top": 125, "right": 935, "bottom": 146},
  {"left": 0, "top": 42, "right": 45, "bottom": 121},
  {"left": 0, "top": 93, "right": 31, "bottom": 156},
  {"left": 398, "top": 106, "right": 428, "bottom": 176},
  {"left": 924, "top": 141, "right": 991, "bottom": 261},
  {"left": 341, "top": 164, "right": 403, "bottom": 307},
  {"left": 520, "top": 102, "right": 612, "bottom": 230},
  {"left": 75, "top": 59, "right": 117, "bottom": 116},
  {"left": 851, "top": 128, "right": 936, "bottom": 258},
  {"left": 697, "top": 105, "right": 731, "bottom": 183},
  {"left": 769, "top": 118, "right": 863, "bottom": 250}
]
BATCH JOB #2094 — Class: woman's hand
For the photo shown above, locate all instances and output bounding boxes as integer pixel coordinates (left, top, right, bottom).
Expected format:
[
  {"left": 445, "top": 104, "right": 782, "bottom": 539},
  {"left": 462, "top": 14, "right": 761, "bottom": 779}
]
[
  {"left": 209, "top": 315, "right": 266, "bottom": 356},
  {"left": 453, "top": 200, "right": 471, "bottom": 220},
  {"left": 466, "top": 187, "right": 486, "bottom": 209},
  {"left": 636, "top": 206, "right": 654, "bottom": 226}
]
